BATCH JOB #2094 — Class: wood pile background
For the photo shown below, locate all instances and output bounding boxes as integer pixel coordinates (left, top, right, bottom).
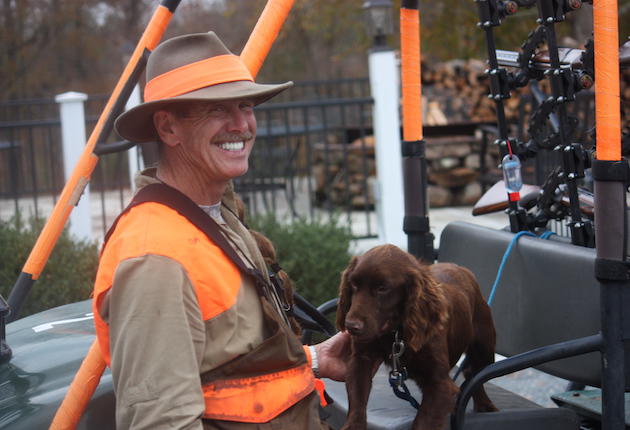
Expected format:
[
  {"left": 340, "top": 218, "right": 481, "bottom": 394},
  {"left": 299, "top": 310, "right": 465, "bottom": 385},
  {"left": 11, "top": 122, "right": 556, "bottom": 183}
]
[
  {"left": 420, "top": 58, "right": 524, "bottom": 125},
  {"left": 312, "top": 58, "right": 629, "bottom": 208}
]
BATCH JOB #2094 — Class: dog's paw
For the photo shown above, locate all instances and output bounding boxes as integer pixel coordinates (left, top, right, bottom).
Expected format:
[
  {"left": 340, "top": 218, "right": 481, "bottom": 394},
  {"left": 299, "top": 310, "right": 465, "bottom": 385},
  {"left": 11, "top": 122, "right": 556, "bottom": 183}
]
[
  {"left": 341, "top": 422, "right": 367, "bottom": 430},
  {"left": 475, "top": 402, "right": 499, "bottom": 413}
]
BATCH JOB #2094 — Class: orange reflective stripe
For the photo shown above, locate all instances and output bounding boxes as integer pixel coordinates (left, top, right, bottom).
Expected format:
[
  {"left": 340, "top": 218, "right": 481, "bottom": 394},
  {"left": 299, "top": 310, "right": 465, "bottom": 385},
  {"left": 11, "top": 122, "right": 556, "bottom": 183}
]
[
  {"left": 594, "top": 0, "right": 621, "bottom": 161},
  {"left": 401, "top": 7, "right": 423, "bottom": 142},
  {"left": 202, "top": 363, "right": 315, "bottom": 423},
  {"left": 144, "top": 54, "right": 253, "bottom": 102},
  {"left": 314, "top": 378, "right": 327, "bottom": 407}
]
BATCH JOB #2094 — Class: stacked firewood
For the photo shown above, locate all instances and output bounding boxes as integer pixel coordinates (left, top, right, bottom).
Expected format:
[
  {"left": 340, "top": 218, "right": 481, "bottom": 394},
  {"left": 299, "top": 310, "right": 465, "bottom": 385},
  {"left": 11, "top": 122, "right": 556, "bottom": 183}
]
[
  {"left": 312, "top": 58, "right": 630, "bottom": 209},
  {"left": 419, "top": 58, "right": 630, "bottom": 127},
  {"left": 421, "top": 58, "right": 489, "bottom": 124},
  {"left": 312, "top": 134, "right": 483, "bottom": 208},
  {"left": 312, "top": 136, "right": 376, "bottom": 209},
  {"left": 419, "top": 58, "right": 530, "bottom": 124}
]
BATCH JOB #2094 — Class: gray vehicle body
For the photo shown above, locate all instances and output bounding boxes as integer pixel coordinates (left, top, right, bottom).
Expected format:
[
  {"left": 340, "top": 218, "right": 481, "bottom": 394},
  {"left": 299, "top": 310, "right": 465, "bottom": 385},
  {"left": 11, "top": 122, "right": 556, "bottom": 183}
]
[{"left": 0, "top": 300, "right": 115, "bottom": 429}]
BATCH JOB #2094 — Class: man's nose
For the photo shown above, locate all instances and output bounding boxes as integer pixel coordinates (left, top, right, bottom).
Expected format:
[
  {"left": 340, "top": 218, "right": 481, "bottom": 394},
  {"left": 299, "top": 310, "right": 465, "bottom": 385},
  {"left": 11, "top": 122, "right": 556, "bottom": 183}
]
[{"left": 226, "top": 110, "right": 249, "bottom": 133}]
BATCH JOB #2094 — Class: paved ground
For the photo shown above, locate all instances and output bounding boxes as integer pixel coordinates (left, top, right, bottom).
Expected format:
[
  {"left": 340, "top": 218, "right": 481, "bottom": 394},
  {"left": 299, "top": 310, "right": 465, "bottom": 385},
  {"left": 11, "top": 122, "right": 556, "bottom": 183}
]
[{"left": 490, "top": 359, "right": 569, "bottom": 407}]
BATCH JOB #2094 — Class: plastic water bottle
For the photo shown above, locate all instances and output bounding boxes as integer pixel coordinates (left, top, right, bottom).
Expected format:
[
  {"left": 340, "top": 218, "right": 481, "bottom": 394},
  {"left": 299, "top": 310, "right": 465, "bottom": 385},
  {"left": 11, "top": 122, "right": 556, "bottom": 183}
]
[{"left": 502, "top": 154, "right": 522, "bottom": 193}]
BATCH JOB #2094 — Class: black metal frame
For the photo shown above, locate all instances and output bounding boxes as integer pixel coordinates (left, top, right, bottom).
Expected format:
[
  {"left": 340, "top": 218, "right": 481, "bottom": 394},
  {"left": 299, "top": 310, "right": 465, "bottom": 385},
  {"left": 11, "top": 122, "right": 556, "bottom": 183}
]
[
  {"left": 449, "top": 2, "right": 627, "bottom": 430},
  {"left": 451, "top": 334, "right": 603, "bottom": 429}
]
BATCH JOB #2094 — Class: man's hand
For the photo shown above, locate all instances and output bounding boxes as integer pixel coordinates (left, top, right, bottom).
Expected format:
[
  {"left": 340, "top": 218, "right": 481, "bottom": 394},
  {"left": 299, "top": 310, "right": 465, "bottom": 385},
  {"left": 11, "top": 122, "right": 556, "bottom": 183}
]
[
  {"left": 314, "top": 331, "right": 351, "bottom": 381},
  {"left": 314, "top": 332, "right": 383, "bottom": 382}
]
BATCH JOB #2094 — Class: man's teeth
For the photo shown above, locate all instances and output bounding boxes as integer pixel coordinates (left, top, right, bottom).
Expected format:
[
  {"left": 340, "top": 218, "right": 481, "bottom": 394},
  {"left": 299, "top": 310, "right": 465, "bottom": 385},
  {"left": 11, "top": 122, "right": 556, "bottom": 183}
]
[{"left": 219, "top": 141, "right": 244, "bottom": 151}]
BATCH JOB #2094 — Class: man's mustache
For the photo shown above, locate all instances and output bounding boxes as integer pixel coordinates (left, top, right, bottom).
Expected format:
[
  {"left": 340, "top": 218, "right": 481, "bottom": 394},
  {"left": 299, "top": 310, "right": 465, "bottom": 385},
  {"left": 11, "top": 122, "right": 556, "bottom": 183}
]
[{"left": 213, "top": 132, "right": 254, "bottom": 142}]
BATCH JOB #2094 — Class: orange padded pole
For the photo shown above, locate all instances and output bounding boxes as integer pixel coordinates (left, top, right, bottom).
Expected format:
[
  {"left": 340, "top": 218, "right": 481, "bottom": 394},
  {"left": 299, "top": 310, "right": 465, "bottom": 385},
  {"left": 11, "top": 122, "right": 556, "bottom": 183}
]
[
  {"left": 241, "top": 0, "right": 295, "bottom": 78},
  {"left": 401, "top": 7, "right": 423, "bottom": 141},
  {"left": 22, "top": 4, "right": 175, "bottom": 280},
  {"left": 49, "top": 341, "right": 107, "bottom": 430},
  {"left": 594, "top": 0, "right": 621, "bottom": 161}
]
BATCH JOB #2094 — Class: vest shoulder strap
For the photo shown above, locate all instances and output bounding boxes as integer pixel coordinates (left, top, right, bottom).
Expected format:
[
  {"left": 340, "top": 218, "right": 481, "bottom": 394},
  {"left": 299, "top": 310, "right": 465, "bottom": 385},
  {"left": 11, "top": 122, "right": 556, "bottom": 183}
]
[{"left": 104, "top": 183, "right": 269, "bottom": 291}]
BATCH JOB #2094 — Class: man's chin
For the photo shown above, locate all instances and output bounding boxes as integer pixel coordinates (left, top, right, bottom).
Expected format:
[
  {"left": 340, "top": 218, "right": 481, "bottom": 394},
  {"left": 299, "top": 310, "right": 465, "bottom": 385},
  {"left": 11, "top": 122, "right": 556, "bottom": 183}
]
[{"left": 224, "top": 165, "right": 249, "bottom": 181}]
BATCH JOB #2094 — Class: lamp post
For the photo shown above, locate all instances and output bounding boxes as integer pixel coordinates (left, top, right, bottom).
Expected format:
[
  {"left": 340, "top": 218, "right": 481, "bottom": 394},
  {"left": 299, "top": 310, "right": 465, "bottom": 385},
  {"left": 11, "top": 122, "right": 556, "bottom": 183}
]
[
  {"left": 364, "top": 0, "right": 407, "bottom": 249},
  {"left": 363, "top": 0, "right": 394, "bottom": 48}
]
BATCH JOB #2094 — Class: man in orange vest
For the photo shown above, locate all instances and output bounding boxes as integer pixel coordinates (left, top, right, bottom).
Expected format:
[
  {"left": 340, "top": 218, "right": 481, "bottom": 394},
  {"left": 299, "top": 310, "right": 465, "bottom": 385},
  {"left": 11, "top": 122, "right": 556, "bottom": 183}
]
[{"left": 92, "top": 32, "right": 351, "bottom": 429}]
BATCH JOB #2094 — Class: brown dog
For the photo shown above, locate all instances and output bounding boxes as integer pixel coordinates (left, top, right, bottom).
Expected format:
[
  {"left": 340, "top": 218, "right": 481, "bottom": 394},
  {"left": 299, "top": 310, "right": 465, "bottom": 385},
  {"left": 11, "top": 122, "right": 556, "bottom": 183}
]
[{"left": 337, "top": 244, "right": 497, "bottom": 430}]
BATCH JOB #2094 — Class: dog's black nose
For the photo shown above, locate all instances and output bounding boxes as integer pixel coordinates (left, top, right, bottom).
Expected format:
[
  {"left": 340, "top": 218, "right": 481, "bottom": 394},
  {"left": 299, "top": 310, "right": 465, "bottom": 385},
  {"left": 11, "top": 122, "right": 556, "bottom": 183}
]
[{"left": 345, "top": 319, "right": 364, "bottom": 335}]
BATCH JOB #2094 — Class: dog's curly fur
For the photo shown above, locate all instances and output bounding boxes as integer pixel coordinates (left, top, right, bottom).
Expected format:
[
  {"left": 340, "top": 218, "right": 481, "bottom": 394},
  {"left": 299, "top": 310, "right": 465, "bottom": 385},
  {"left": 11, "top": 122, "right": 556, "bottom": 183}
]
[{"left": 337, "top": 244, "right": 497, "bottom": 430}]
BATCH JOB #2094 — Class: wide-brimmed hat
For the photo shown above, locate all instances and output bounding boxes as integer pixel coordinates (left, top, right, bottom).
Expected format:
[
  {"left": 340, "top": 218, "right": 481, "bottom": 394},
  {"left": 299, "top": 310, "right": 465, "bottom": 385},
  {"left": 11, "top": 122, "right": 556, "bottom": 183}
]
[{"left": 115, "top": 32, "right": 293, "bottom": 143}]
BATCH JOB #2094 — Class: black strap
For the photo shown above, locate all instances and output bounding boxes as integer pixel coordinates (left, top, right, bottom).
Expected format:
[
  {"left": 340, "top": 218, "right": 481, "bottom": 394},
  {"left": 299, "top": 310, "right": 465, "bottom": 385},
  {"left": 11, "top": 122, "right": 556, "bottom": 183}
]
[
  {"left": 104, "top": 183, "right": 270, "bottom": 293},
  {"left": 591, "top": 159, "right": 630, "bottom": 183},
  {"left": 403, "top": 215, "right": 430, "bottom": 234},
  {"left": 401, "top": 140, "right": 425, "bottom": 157},
  {"left": 595, "top": 258, "right": 630, "bottom": 282}
]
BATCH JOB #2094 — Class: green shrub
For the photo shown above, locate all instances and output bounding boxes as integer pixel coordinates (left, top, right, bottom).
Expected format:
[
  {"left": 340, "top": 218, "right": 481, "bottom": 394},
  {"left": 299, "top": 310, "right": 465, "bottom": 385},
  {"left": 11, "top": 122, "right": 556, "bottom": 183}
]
[
  {"left": 249, "top": 214, "right": 353, "bottom": 307},
  {"left": 0, "top": 216, "right": 99, "bottom": 318}
]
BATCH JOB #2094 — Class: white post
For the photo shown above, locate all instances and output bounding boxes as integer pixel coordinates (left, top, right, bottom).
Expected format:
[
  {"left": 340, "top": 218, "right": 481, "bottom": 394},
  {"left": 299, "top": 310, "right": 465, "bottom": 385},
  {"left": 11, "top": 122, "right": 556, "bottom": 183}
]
[
  {"left": 125, "top": 85, "right": 144, "bottom": 191},
  {"left": 369, "top": 48, "right": 407, "bottom": 249},
  {"left": 55, "top": 91, "right": 93, "bottom": 242}
]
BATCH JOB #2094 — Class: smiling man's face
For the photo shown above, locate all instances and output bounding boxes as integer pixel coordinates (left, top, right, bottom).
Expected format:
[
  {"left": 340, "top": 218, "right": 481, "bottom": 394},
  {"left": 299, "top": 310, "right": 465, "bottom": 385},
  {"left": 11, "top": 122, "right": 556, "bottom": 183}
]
[{"left": 165, "top": 99, "right": 257, "bottom": 184}]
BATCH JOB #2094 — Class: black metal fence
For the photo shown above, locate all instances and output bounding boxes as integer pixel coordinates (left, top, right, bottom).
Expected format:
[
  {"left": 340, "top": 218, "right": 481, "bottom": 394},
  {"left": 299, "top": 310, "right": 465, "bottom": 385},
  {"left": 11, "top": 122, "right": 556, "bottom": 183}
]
[
  {"left": 0, "top": 100, "right": 64, "bottom": 219},
  {"left": 0, "top": 78, "right": 377, "bottom": 239}
]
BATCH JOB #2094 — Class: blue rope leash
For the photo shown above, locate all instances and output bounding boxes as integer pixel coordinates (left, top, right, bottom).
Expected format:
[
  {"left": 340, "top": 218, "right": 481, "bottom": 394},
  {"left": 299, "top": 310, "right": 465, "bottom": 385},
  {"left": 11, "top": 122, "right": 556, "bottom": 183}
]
[
  {"left": 389, "top": 369, "right": 420, "bottom": 409},
  {"left": 452, "top": 229, "right": 555, "bottom": 382},
  {"left": 487, "top": 230, "right": 555, "bottom": 306}
]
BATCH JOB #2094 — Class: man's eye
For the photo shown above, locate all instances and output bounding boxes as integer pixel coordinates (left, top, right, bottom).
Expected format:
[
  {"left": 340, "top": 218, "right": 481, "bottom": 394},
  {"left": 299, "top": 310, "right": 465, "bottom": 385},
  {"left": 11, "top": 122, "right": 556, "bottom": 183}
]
[
  {"left": 376, "top": 285, "right": 388, "bottom": 294},
  {"left": 209, "top": 105, "right": 226, "bottom": 113},
  {"left": 240, "top": 102, "right": 254, "bottom": 111}
]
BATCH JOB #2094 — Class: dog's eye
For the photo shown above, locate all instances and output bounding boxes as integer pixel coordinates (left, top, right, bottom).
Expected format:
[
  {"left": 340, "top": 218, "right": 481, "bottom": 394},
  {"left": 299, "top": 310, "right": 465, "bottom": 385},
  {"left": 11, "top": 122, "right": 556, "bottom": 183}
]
[{"left": 376, "top": 285, "right": 388, "bottom": 295}]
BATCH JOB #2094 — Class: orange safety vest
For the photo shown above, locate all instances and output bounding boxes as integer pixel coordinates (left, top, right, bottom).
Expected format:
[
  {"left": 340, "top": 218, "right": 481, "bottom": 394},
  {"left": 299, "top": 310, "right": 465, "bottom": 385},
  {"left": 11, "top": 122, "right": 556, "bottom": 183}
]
[{"left": 93, "top": 185, "right": 315, "bottom": 423}]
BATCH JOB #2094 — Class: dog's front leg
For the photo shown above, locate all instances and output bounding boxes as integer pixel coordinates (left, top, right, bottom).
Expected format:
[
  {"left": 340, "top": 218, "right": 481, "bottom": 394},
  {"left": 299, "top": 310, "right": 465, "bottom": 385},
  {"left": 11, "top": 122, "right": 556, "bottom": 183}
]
[
  {"left": 412, "top": 378, "right": 459, "bottom": 430},
  {"left": 340, "top": 346, "right": 378, "bottom": 430}
]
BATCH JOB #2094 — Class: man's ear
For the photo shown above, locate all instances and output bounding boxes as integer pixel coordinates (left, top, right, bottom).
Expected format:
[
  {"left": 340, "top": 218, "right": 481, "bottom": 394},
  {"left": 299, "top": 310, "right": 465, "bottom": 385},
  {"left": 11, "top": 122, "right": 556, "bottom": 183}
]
[{"left": 153, "top": 110, "right": 181, "bottom": 148}]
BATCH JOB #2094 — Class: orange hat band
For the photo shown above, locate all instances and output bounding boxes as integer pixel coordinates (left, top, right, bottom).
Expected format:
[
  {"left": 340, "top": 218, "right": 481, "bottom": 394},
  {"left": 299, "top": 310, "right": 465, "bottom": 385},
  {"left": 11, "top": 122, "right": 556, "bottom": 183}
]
[{"left": 144, "top": 54, "right": 254, "bottom": 102}]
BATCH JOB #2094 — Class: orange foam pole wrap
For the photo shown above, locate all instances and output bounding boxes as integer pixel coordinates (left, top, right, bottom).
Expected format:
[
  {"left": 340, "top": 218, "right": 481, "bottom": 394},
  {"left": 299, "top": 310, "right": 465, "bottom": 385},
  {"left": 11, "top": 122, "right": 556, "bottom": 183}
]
[
  {"left": 401, "top": 8, "right": 423, "bottom": 141},
  {"left": 22, "top": 5, "right": 174, "bottom": 279},
  {"left": 594, "top": 0, "right": 621, "bottom": 161},
  {"left": 49, "top": 341, "right": 107, "bottom": 430},
  {"left": 241, "top": 0, "right": 294, "bottom": 78}
]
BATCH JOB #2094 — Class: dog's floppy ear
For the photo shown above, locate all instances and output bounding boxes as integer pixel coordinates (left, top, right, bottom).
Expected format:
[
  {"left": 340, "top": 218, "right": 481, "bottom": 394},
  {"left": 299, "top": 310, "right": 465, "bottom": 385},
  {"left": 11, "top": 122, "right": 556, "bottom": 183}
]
[
  {"left": 336, "top": 256, "right": 358, "bottom": 331},
  {"left": 404, "top": 263, "right": 447, "bottom": 352}
]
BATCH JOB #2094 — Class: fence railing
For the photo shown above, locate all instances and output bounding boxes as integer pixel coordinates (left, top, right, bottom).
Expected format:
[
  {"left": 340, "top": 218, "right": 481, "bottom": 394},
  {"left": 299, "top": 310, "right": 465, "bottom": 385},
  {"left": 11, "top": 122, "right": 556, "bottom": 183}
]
[
  {"left": 241, "top": 96, "right": 376, "bottom": 238},
  {"left": 0, "top": 79, "right": 377, "bottom": 240},
  {"left": 0, "top": 115, "right": 63, "bottom": 218}
]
